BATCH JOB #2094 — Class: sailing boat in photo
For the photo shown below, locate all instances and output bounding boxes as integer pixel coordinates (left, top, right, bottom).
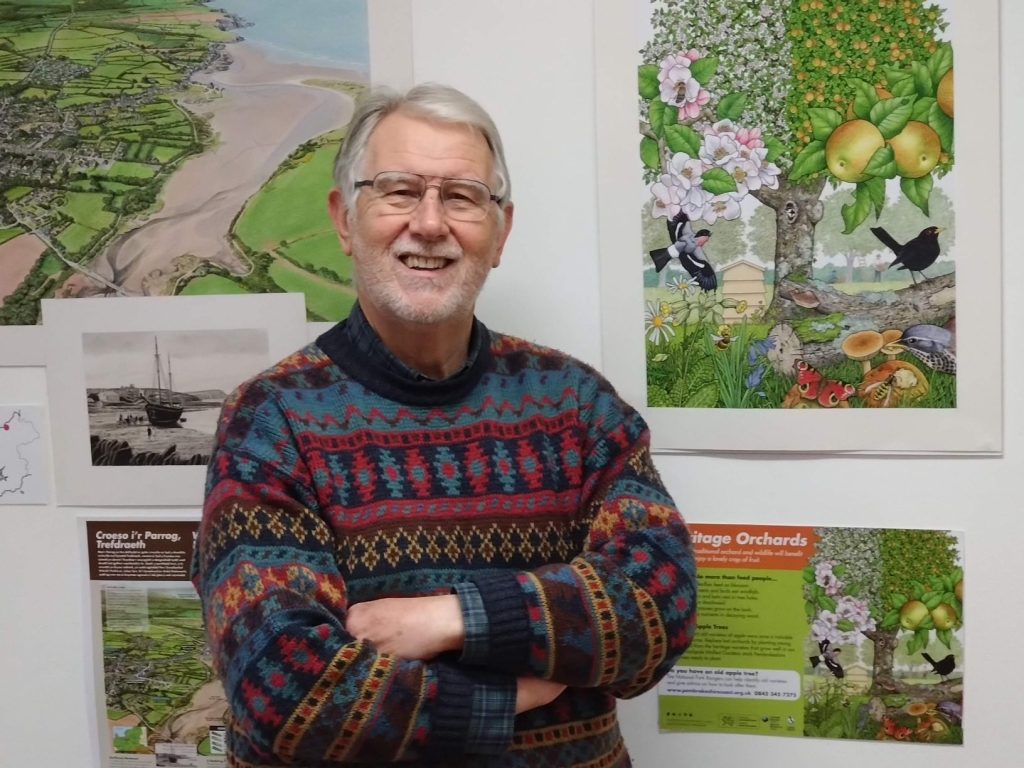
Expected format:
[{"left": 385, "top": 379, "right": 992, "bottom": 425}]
[{"left": 144, "top": 337, "right": 183, "bottom": 428}]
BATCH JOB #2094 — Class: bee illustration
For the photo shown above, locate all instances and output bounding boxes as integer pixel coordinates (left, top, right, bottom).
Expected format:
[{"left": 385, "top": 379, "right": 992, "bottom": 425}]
[
  {"left": 862, "top": 374, "right": 897, "bottom": 407},
  {"left": 711, "top": 324, "right": 734, "bottom": 350}
]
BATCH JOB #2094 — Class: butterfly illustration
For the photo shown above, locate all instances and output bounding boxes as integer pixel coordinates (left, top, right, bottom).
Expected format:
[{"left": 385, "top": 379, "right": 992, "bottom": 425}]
[
  {"left": 795, "top": 361, "right": 856, "bottom": 408},
  {"left": 882, "top": 717, "right": 912, "bottom": 741}
]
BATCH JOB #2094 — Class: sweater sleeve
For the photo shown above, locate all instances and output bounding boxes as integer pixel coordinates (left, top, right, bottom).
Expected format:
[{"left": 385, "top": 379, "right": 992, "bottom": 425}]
[
  {"left": 192, "top": 379, "right": 516, "bottom": 764},
  {"left": 461, "top": 370, "right": 697, "bottom": 698}
]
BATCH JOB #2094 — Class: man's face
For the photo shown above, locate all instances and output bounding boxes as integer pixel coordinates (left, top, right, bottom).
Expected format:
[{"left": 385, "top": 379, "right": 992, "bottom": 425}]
[{"left": 329, "top": 111, "right": 513, "bottom": 328}]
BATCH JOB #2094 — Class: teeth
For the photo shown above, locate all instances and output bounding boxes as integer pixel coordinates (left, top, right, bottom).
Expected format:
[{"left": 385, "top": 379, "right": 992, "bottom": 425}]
[{"left": 404, "top": 255, "right": 448, "bottom": 270}]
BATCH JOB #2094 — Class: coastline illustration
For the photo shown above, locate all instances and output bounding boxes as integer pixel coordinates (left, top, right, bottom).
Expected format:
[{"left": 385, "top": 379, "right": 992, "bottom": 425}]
[
  {"left": 0, "top": 0, "right": 369, "bottom": 324},
  {"left": 83, "top": 328, "right": 269, "bottom": 467}
]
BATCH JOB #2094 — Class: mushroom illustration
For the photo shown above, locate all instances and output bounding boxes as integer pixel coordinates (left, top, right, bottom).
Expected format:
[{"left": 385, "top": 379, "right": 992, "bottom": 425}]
[
  {"left": 841, "top": 330, "right": 884, "bottom": 375},
  {"left": 857, "top": 360, "right": 931, "bottom": 407},
  {"left": 790, "top": 289, "right": 820, "bottom": 310},
  {"left": 880, "top": 329, "right": 905, "bottom": 361}
]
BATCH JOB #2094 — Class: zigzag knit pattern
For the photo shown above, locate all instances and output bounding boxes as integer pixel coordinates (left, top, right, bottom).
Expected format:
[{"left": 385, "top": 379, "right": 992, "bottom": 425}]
[{"left": 193, "top": 320, "right": 697, "bottom": 767}]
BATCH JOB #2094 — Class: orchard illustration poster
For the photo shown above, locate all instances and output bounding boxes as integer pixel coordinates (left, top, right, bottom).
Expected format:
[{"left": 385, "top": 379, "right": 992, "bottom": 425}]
[
  {"left": 658, "top": 524, "right": 964, "bottom": 744},
  {"left": 638, "top": 0, "right": 958, "bottom": 411}
]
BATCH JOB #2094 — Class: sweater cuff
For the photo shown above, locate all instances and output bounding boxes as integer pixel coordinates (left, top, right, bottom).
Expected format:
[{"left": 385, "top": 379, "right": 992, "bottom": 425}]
[
  {"left": 454, "top": 582, "right": 490, "bottom": 663},
  {"left": 468, "top": 569, "right": 531, "bottom": 672},
  {"left": 432, "top": 660, "right": 515, "bottom": 756}
]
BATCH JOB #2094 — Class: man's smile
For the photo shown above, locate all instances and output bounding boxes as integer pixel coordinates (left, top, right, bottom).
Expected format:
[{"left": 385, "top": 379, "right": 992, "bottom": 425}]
[{"left": 400, "top": 254, "right": 454, "bottom": 270}]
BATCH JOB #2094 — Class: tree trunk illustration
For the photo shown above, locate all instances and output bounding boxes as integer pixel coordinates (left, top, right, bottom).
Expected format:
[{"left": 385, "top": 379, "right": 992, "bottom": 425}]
[
  {"left": 864, "top": 628, "right": 962, "bottom": 703},
  {"left": 752, "top": 175, "right": 827, "bottom": 285},
  {"left": 751, "top": 174, "right": 956, "bottom": 344}
]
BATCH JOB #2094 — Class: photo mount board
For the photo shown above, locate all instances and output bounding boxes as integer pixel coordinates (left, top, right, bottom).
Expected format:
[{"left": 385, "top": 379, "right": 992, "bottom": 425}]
[
  {"left": 594, "top": 0, "right": 1002, "bottom": 453},
  {"left": 45, "top": 293, "right": 307, "bottom": 506}
]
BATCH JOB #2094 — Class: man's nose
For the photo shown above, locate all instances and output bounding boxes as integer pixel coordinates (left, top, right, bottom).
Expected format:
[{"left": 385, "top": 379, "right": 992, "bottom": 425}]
[{"left": 407, "top": 187, "right": 449, "bottom": 239}]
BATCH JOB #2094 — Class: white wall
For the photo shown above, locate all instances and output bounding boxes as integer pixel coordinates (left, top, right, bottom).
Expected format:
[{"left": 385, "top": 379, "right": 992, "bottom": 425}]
[{"left": 1, "top": 1, "right": 1021, "bottom": 766}]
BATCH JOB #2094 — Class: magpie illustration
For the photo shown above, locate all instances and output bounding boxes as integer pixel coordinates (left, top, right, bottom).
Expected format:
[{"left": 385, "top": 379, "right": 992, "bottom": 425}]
[
  {"left": 870, "top": 225, "right": 943, "bottom": 284},
  {"left": 922, "top": 652, "right": 957, "bottom": 681},
  {"left": 649, "top": 210, "right": 717, "bottom": 291},
  {"left": 810, "top": 639, "right": 844, "bottom": 678}
]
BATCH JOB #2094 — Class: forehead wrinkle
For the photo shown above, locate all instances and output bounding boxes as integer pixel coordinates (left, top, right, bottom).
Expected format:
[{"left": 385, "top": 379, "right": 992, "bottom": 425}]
[{"left": 363, "top": 113, "right": 495, "bottom": 187}]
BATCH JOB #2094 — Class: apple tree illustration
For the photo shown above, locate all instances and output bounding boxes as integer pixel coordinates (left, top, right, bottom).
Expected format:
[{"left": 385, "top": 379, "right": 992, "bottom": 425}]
[
  {"left": 640, "top": 0, "right": 956, "bottom": 370},
  {"left": 805, "top": 528, "right": 962, "bottom": 701}
]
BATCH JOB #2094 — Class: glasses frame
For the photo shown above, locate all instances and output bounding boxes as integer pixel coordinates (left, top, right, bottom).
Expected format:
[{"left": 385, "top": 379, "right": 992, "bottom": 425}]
[{"left": 354, "top": 171, "right": 502, "bottom": 221}]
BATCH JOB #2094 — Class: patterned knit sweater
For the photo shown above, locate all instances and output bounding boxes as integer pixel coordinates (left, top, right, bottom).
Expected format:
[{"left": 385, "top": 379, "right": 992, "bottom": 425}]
[{"left": 193, "top": 310, "right": 697, "bottom": 767}]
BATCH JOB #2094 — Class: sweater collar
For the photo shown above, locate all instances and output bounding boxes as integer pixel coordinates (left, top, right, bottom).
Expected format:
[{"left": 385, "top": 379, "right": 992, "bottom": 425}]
[{"left": 315, "top": 303, "right": 492, "bottom": 406}]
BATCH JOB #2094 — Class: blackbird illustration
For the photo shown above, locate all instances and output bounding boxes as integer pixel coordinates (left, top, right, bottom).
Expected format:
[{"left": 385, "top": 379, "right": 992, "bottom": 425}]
[
  {"left": 922, "top": 652, "right": 956, "bottom": 680},
  {"left": 870, "top": 225, "right": 943, "bottom": 284},
  {"left": 810, "top": 639, "right": 844, "bottom": 678},
  {"left": 649, "top": 210, "right": 717, "bottom": 291},
  {"left": 901, "top": 323, "right": 957, "bottom": 375}
]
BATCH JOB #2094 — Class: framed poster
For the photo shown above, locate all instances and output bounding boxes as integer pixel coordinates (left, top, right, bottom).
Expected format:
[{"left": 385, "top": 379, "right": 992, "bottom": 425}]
[
  {"left": 595, "top": 0, "right": 1001, "bottom": 452},
  {"left": 45, "top": 293, "right": 306, "bottom": 506},
  {"left": 0, "top": 0, "right": 413, "bottom": 365}
]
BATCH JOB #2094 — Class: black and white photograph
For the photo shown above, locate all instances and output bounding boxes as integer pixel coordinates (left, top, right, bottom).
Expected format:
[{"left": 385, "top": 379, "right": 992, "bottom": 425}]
[
  {"left": 45, "top": 293, "right": 306, "bottom": 505},
  {"left": 84, "top": 330, "right": 268, "bottom": 467}
]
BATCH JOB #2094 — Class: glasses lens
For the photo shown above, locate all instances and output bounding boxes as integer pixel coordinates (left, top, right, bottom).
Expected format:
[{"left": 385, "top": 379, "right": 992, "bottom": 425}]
[
  {"left": 440, "top": 179, "right": 491, "bottom": 221},
  {"left": 369, "top": 173, "right": 494, "bottom": 220},
  {"left": 373, "top": 172, "right": 425, "bottom": 210}
]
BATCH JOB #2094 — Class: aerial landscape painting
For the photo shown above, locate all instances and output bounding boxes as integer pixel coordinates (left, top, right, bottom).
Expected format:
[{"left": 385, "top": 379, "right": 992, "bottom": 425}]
[{"left": 0, "top": 0, "right": 370, "bottom": 325}]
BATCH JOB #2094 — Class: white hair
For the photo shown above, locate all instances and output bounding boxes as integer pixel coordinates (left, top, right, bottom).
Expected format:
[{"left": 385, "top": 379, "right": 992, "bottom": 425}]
[{"left": 332, "top": 83, "right": 512, "bottom": 212}]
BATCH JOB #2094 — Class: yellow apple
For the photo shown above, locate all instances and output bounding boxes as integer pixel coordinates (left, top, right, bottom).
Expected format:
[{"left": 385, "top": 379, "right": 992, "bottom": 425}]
[
  {"left": 937, "top": 69, "right": 954, "bottom": 118},
  {"left": 954, "top": 579, "right": 963, "bottom": 602},
  {"left": 930, "top": 602, "right": 958, "bottom": 631},
  {"left": 899, "top": 600, "right": 930, "bottom": 630},
  {"left": 889, "top": 121, "right": 942, "bottom": 178},
  {"left": 826, "top": 119, "right": 885, "bottom": 182}
]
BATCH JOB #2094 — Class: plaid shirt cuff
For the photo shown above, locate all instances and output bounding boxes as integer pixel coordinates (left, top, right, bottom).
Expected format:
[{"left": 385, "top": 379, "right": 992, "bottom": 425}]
[
  {"left": 465, "top": 674, "right": 516, "bottom": 754},
  {"left": 454, "top": 581, "right": 490, "bottom": 664}
]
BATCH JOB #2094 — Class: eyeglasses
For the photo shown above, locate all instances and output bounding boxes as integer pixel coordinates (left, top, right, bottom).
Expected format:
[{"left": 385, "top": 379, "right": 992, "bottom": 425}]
[{"left": 354, "top": 171, "right": 501, "bottom": 222}]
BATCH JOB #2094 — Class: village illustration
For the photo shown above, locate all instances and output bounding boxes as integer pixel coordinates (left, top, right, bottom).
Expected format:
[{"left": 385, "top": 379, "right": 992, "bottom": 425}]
[
  {"left": 102, "top": 585, "right": 227, "bottom": 760},
  {"left": 0, "top": 0, "right": 367, "bottom": 326},
  {"left": 639, "top": 0, "right": 957, "bottom": 410}
]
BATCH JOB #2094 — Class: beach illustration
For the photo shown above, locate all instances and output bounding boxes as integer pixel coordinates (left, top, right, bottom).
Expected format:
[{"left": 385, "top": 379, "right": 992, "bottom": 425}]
[
  {"left": 82, "top": 328, "right": 269, "bottom": 466},
  {"left": 0, "top": 0, "right": 370, "bottom": 324},
  {"left": 638, "top": 0, "right": 958, "bottom": 410}
]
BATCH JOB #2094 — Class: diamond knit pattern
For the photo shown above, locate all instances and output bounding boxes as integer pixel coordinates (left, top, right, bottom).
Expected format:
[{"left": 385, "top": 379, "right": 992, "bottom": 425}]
[{"left": 193, "top": 321, "right": 697, "bottom": 767}]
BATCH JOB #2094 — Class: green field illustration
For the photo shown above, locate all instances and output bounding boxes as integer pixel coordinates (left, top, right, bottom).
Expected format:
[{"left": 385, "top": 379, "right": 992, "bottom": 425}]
[
  {"left": 0, "top": 0, "right": 368, "bottom": 324},
  {"left": 102, "top": 585, "right": 227, "bottom": 754}
]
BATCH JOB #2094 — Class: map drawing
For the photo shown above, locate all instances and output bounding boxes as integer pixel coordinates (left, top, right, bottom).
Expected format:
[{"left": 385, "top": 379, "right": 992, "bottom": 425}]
[
  {"left": 0, "top": 0, "right": 371, "bottom": 325},
  {"left": 0, "top": 405, "right": 48, "bottom": 503},
  {"left": 102, "top": 583, "right": 227, "bottom": 762}
]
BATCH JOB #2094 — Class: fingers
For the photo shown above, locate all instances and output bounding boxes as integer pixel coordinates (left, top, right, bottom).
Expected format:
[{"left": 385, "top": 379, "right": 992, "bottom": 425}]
[{"left": 515, "top": 677, "right": 567, "bottom": 714}]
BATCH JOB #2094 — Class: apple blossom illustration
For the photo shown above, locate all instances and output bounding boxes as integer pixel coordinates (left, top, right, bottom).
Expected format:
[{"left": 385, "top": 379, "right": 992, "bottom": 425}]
[
  {"left": 801, "top": 527, "right": 963, "bottom": 743},
  {"left": 639, "top": 0, "right": 958, "bottom": 411}
]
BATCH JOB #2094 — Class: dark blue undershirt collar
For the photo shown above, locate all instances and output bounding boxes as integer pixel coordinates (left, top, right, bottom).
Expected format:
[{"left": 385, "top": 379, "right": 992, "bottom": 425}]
[{"left": 315, "top": 302, "right": 492, "bottom": 406}]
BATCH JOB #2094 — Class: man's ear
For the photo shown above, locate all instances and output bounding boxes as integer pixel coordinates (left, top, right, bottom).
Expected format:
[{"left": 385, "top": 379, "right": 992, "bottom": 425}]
[
  {"left": 491, "top": 201, "right": 514, "bottom": 268},
  {"left": 328, "top": 188, "right": 353, "bottom": 254}
]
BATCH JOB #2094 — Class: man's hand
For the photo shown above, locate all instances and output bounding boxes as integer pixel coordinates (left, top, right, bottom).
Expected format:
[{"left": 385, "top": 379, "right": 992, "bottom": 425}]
[
  {"left": 515, "top": 677, "right": 567, "bottom": 714},
  {"left": 345, "top": 594, "right": 464, "bottom": 660}
]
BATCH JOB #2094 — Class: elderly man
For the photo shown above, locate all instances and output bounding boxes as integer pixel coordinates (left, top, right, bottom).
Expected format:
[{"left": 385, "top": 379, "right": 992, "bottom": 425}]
[{"left": 192, "top": 83, "right": 696, "bottom": 767}]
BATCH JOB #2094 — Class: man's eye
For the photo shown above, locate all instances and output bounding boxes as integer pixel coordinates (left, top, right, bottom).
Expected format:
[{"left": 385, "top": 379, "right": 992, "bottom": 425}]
[
  {"left": 444, "top": 186, "right": 484, "bottom": 205},
  {"left": 384, "top": 187, "right": 420, "bottom": 198}
]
